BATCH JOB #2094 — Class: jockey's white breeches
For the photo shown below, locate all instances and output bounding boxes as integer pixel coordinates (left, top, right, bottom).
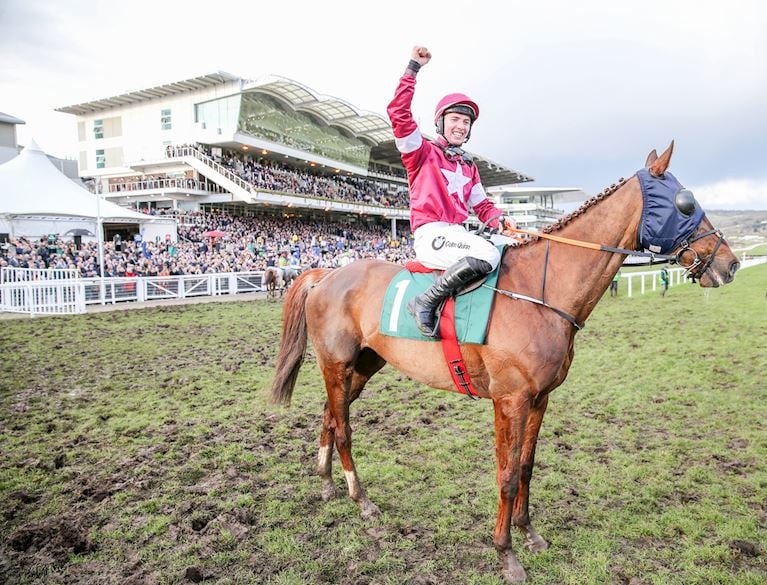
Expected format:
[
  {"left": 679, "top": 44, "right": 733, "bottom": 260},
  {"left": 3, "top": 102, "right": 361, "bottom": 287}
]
[{"left": 413, "top": 222, "right": 501, "bottom": 270}]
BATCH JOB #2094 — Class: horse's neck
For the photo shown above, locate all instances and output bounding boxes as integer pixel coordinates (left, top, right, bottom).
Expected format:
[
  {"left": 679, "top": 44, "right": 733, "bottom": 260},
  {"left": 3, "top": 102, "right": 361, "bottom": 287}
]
[{"left": 531, "top": 179, "right": 643, "bottom": 324}]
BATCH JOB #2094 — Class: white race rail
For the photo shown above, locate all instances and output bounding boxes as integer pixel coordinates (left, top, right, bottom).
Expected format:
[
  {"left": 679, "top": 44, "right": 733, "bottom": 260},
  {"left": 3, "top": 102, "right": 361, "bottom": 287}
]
[{"left": 1, "top": 270, "right": 269, "bottom": 316}]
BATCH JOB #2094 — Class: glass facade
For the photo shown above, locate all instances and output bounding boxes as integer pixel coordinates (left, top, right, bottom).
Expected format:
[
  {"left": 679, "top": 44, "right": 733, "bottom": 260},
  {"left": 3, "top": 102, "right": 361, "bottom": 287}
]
[
  {"left": 194, "top": 95, "right": 240, "bottom": 133},
  {"left": 238, "top": 93, "right": 371, "bottom": 169}
]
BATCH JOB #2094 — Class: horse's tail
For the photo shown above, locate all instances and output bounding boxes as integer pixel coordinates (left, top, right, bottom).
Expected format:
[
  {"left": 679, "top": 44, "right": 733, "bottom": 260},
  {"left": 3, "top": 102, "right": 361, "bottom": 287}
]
[{"left": 270, "top": 268, "right": 331, "bottom": 406}]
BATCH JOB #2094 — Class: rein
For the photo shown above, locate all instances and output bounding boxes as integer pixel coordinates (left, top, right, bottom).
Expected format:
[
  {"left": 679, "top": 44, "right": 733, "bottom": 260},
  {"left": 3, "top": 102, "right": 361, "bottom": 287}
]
[{"left": 506, "top": 227, "right": 676, "bottom": 262}]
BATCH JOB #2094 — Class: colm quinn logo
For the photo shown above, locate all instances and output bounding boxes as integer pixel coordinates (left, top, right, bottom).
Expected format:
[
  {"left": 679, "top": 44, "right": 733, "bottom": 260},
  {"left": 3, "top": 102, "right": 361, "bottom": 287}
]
[{"left": 432, "top": 236, "right": 470, "bottom": 251}]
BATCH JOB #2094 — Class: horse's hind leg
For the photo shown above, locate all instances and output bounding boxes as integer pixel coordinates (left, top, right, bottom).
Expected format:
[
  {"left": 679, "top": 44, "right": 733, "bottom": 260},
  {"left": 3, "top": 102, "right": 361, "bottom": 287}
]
[
  {"left": 512, "top": 394, "right": 550, "bottom": 553},
  {"left": 317, "top": 404, "right": 337, "bottom": 501},
  {"left": 317, "top": 349, "right": 385, "bottom": 519}
]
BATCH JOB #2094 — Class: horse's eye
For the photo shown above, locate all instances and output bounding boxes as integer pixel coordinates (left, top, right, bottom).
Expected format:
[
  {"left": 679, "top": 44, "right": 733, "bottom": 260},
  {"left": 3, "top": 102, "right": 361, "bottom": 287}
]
[{"left": 675, "top": 189, "right": 697, "bottom": 216}]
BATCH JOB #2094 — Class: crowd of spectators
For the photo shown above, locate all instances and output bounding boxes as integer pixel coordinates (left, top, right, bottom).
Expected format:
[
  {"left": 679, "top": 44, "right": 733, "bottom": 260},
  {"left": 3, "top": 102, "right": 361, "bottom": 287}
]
[
  {"left": 0, "top": 211, "right": 414, "bottom": 278},
  {"left": 167, "top": 144, "right": 410, "bottom": 208}
]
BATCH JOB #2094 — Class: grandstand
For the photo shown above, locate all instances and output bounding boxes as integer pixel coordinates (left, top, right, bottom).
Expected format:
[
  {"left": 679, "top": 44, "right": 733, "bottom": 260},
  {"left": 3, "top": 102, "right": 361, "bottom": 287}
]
[{"left": 55, "top": 72, "right": 536, "bottom": 238}]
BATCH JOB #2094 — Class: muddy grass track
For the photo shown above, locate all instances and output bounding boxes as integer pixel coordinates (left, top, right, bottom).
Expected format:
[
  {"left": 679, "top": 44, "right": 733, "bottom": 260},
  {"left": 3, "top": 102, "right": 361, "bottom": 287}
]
[{"left": 1, "top": 266, "right": 766, "bottom": 584}]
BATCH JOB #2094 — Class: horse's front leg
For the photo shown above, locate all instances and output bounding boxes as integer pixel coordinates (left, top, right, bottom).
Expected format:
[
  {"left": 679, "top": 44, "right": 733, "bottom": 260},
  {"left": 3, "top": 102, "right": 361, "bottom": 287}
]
[
  {"left": 513, "top": 393, "right": 550, "bottom": 553},
  {"left": 493, "top": 394, "right": 531, "bottom": 583}
]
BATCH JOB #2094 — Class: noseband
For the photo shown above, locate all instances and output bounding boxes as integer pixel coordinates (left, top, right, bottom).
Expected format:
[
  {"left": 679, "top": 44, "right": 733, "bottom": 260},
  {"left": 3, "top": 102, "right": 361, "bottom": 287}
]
[{"left": 672, "top": 228, "right": 725, "bottom": 282}]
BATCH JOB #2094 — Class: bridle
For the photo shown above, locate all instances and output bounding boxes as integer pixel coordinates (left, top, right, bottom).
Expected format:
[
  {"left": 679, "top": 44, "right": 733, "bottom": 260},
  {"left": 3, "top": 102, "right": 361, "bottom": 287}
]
[{"left": 671, "top": 227, "right": 725, "bottom": 283}]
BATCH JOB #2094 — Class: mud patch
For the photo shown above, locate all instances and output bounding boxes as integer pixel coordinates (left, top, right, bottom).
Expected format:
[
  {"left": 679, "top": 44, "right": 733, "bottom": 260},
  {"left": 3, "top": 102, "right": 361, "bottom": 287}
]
[{"left": 3, "top": 514, "right": 95, "bottom": 579}]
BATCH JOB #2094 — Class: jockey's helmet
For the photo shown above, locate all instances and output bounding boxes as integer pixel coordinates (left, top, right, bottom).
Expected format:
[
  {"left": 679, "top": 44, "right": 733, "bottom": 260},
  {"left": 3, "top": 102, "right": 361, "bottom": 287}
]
[{"left": 434, "top": 93, "right": 480, "bottom": 141}]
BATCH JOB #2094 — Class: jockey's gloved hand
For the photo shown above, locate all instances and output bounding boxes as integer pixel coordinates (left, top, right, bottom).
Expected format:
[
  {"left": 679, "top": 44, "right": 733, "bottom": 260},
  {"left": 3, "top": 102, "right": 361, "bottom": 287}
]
[
  {"left": 499, "top": 215, "right": 517, "bottom": 236},
  {"left": 485, "top": 215, "right": 503, "bottom": 236}
]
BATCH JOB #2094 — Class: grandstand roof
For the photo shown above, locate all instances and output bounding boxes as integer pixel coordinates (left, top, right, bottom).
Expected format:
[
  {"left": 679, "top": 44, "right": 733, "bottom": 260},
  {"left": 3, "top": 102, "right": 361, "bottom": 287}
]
[
  {"left": 55, "top": 72, "right": 533, "bottom": 187},
  {"left": 243, "top": 75, "right": 533, "bottom": 186},
  {"left": 0, "top": 112, "right": 26, "bottom": 125},
  {"left": 487, "top": 186, "right": 583, "bottom": 197},
  {"left": 246, "top": 75, "right": 393, "bottom": 144},
  {"left": 55, "top": 72, "right": 242, "bottom": 115}
]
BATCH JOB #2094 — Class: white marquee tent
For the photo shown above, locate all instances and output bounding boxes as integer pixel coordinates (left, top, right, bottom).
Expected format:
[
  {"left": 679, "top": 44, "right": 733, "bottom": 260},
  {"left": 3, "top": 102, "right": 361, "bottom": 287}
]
[{"left": 0, "top": 140, "right": 176, "bottom": 242}]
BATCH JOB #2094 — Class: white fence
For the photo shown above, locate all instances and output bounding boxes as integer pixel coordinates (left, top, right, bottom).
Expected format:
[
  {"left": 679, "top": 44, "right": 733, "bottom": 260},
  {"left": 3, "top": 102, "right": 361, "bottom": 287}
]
[
  {"left": 0, "top": 267, "right": 85, "bottom": 316},
  {"left": 0, "top": 267, "right": 80, "bottom": 283},
  {"left": 620, "top": 267, "right": 688, "bottom": 297},
  {"left": 82, "top": 272, "right": 265, "bottom": 305},
  {"left": 1, "top": 270, "right": 267, "bottom": 317},
  {"left": 739, "top": 255, "right": 767, "bottom": 270}
]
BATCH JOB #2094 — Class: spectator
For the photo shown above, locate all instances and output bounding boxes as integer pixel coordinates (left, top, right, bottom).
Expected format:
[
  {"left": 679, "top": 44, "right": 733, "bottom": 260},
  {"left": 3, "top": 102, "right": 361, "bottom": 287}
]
[{"left": 610, "top": 269, "right": 621, "bottom": 297}]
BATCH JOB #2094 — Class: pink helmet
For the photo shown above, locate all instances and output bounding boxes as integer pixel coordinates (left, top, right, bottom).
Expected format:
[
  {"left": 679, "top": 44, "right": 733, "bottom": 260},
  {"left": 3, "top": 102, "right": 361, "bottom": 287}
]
[{"left": 434, "top": 93, "right": 480, "bottom": 141}]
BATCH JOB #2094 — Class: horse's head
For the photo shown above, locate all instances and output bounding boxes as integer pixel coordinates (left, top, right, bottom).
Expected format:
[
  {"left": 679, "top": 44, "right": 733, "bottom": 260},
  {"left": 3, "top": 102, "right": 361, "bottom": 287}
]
[{"left": 638, "top": 142, "right": 739, "bottom": 287}]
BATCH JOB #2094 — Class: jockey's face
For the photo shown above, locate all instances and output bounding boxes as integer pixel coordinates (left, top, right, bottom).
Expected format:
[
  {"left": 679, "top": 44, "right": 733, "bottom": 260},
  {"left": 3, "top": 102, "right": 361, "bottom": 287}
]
[{"left": 443, "top": 112, "right": 472, "bottom": 146}]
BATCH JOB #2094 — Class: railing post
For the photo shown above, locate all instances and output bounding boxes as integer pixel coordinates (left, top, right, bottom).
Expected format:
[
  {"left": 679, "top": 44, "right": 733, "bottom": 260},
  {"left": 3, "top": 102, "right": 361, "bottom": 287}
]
[
  {"left": 26, "top": 282, "right": 34, "bottom": 316},
  {"left": 627, "top": 275, "right": 633, "bottom": 297},
  {"left": 137, "top": 279, "right": 146, "bottom": 303},
  {"left": 229, "top": 273, "right": 237, "bottom": 295}
]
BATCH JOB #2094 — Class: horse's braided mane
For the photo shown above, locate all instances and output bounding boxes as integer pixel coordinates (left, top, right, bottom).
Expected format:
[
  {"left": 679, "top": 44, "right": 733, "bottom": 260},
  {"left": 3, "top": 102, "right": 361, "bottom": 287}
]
[{"left": 542, "top": 176, "right": 631, "bottom": 234}]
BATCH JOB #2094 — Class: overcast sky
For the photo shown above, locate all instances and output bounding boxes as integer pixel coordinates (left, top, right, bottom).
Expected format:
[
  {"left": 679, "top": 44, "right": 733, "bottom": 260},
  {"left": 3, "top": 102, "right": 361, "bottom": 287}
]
[{"left": 2, "top": 0, "right": 766, "bottom": 209}]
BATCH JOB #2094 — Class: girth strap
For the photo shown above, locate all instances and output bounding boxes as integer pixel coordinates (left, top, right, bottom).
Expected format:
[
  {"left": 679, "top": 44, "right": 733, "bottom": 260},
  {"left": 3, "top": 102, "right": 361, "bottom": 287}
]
[{"left": 439, "top": 298, "right": 480, "bottom": 400}]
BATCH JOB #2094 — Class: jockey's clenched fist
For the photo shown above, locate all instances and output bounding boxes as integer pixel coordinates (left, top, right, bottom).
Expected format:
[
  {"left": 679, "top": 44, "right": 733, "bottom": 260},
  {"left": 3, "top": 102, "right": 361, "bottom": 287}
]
[{"left": 411, "top": 46, "right": 432, "bottom": 67}]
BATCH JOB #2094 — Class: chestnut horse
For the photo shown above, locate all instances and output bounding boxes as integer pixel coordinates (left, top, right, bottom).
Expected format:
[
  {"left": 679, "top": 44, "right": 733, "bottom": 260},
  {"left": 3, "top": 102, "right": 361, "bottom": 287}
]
[{"left": 270, "top": 144, "right": 738, "bottom": 583}]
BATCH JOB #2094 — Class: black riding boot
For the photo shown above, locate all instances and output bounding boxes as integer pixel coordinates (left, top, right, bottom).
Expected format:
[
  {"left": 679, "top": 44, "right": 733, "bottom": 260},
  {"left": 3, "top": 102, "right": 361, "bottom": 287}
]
[{"left": 408, "top": 256, "right": 493, "bottom": 337}]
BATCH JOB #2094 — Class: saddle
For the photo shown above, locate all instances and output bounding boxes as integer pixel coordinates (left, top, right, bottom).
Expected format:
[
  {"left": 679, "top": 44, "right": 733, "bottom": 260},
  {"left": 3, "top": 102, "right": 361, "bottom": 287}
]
[
  {"left": 380, "top": 246, "right": 506, "bottom": 399},
  {"left": 405, "top": 261, "right": 489, "bottom": 294}
]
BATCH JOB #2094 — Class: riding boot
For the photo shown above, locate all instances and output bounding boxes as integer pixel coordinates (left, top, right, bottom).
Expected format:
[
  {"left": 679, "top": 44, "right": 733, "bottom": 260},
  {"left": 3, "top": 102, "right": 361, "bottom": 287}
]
[{"left": 408, "top": 256, "right": 493, "bottom": 337}]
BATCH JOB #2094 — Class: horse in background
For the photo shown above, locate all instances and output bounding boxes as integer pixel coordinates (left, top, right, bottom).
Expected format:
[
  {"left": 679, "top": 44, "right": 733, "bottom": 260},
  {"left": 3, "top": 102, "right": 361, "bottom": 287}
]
[
  {"left": 282, "top": 267, "right": 299, "bottom": 290},
  {"left": 263, "top": 266, "right": 300, "bottom": 299},
  {"left": 262, "top": 266, "right": 284, "bottom": 299},
  {"left": 270, "top": 143, "right": 739, "bottom": 583}
]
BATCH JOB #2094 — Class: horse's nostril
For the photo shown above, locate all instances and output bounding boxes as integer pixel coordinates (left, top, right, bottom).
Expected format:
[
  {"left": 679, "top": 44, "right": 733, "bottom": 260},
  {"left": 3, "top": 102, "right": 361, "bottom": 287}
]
[{"left": 729, "top": 261, "right": 740, "bottom": 279}]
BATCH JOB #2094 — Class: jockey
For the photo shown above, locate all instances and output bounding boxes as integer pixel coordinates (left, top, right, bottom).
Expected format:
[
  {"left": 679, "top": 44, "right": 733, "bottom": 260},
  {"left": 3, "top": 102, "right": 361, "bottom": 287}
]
[{"left": 387, "top": 46, "right": 516, "bottom": 337}]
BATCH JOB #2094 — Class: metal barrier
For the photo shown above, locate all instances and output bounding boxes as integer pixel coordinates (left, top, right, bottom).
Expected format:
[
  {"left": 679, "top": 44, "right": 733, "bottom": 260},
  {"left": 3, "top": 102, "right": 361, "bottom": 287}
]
[{"left": 78, "top": 271, "right": 266, "bottom": 306}]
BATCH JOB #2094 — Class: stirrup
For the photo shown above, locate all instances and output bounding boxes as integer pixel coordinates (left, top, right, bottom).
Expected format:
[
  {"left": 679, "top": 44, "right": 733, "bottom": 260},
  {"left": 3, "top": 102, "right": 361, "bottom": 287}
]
[{"left": 408, "top": 299, "right": 444, "bottom": 338}]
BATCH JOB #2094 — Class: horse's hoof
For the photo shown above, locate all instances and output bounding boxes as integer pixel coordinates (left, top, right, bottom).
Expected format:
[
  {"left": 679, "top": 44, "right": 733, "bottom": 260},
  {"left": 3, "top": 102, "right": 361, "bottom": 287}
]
[
  {"left": 500, "top": 551, "right": 527, "bottom": 583},
  {"left": 521, "top": 528, "right": 549, "bottom": 553},
  {"left": 359, "top": 498, "right": 380, "bottom": 520},
  {"left": 321, "top": 481, "right": 338, "bottom": 502}
]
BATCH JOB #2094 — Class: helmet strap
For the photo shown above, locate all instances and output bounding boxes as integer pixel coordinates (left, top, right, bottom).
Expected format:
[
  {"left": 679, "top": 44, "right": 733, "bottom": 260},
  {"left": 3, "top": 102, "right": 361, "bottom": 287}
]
[{"left": 436, "top": 117, "right": 472, "bottom": 143}]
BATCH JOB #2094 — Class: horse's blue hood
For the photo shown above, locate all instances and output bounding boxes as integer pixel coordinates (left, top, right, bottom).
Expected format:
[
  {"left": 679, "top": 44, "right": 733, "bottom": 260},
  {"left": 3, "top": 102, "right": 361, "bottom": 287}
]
[{"left": 637, "top": 168, "right": 705, "bottom": 255}]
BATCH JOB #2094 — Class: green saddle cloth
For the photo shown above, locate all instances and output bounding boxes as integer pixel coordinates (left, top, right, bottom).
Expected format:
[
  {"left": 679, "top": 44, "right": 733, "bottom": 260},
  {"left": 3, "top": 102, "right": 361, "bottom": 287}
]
[{"left": 380, "top": 250, "right": 503, "bottom": 343}]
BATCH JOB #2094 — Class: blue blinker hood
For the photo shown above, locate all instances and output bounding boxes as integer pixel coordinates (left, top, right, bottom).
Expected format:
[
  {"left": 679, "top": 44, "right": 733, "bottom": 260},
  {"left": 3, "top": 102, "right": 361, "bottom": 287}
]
[{"left": 637, "top": 168, "right": 705, "bottom": 255}]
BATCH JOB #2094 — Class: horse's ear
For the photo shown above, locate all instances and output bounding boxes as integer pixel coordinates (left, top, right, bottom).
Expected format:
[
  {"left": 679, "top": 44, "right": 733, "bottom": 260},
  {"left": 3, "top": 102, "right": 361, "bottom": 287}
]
[
  {"left": 649, "top": 140, "right": 674, "bottom": 176},
  {"left": 645, "top": 149, "right": 658, "bottom": 167}
]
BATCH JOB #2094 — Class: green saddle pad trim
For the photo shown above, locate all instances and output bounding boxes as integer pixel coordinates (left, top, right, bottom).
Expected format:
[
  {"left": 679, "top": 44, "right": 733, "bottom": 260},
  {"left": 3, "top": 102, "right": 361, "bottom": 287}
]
[{"left": 380, "top": 249, "right": 503, "bottom": 343}]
